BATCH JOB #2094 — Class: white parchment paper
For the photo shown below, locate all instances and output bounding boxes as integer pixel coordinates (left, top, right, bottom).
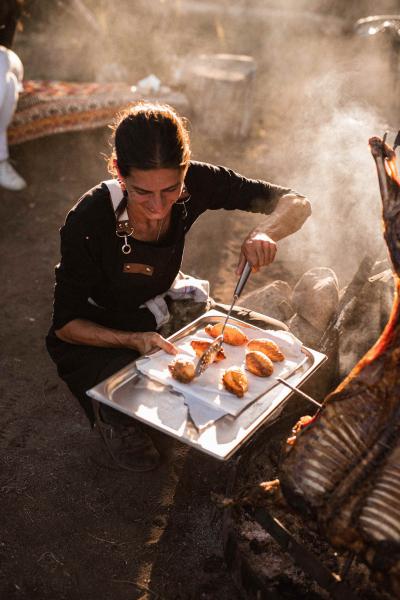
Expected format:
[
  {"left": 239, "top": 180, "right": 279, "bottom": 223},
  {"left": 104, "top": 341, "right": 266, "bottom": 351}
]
[{"left": 136, "top": 327, "right": 307, "bottom": 429}]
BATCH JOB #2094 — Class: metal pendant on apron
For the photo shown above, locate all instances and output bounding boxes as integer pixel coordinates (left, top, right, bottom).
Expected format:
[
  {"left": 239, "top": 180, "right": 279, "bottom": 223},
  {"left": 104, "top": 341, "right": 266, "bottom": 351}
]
[
  {"left": 103, "top": 179, "right": 134, "bottom": 255},
  {"left": 116, "top": 224, "right": 134, "bottom": 255}
]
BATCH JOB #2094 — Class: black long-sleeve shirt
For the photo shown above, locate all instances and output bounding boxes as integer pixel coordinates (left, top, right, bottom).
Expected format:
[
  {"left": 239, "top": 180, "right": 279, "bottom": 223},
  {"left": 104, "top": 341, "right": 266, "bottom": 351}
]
[{"left": 52, "top": 160, "right": 291, "bottom": 333}]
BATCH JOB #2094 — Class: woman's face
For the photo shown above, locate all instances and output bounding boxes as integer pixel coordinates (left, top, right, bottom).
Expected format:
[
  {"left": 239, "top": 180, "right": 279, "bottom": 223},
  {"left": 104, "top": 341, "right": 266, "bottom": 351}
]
[{"left": 123, "top": 167, "right": 186, "bottom": 221}]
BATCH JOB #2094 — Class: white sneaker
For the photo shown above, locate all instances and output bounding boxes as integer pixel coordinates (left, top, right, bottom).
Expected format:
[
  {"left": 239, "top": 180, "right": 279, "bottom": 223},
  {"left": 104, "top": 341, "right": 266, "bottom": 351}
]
[{"left": 0, "top": 160, "right": 27, "bottom": 191}]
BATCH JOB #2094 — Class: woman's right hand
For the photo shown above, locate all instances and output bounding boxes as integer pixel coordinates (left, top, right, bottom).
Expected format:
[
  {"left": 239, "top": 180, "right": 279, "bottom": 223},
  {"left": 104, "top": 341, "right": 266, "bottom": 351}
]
[{"left": 130, "top": 331, "right": 178, "bottom": 356}]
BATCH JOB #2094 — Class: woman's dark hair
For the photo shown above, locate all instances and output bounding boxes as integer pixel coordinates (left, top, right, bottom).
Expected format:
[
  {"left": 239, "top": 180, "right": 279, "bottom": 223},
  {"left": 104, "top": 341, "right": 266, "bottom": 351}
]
[{"left": 108, "top": 102, "right": 191, "bottom": 177}]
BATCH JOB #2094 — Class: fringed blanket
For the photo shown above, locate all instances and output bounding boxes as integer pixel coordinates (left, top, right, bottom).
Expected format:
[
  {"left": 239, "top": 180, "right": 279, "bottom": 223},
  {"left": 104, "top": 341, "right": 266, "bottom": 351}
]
[{"left": 8, "top": 80, "right": 188, "bottom": 145}]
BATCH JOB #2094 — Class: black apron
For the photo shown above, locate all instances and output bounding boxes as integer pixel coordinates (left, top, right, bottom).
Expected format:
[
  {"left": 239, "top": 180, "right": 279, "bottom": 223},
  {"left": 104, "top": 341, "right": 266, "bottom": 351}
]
[{"left": 46, "top": 192, "right": 187, "bottom": 423}]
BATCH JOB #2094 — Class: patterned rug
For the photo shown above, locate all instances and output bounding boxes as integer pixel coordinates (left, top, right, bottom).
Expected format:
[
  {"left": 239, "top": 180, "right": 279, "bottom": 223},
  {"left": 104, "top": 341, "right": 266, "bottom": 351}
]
[{"left": 8, "top": 80, "right": 188, "bottom": 146}]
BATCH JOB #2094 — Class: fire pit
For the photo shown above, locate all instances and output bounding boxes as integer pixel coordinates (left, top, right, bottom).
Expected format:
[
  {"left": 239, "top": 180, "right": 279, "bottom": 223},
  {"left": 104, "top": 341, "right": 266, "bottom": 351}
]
[
  {"left": 220, "top": 133, "right": 400, "bottom": 599},
  {"left": 221, "top": 423, "right": 390, "bottom": 600}
]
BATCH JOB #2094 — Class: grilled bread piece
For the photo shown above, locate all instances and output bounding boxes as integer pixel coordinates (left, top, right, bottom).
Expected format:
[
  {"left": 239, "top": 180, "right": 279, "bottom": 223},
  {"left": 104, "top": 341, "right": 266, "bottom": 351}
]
[
  {"left": 205, "top": 322, "right": 248, "bottom": 346},
  {"left": 190, "top": 339, "right": 226, "bottom": 362},
  {"left": 247, "top": 338, "right": 285, "bottom": 362},
  {"left": 245, "top": 350, "right": 274, "bottom": 377},
  {"left": 222, "top": 367, "right": 249, "bottom": 397},
  {"left": 168, "top": 359, "right": 195, "bottom": 383}
]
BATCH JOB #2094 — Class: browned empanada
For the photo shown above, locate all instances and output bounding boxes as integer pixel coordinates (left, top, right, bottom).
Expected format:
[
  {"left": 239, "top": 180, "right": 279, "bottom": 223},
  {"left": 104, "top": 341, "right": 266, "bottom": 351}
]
[
  {"left": 246, "top": 338, "right": 285, "bottom": 362},
  {"left": 168, "top": 359, "right": 195, "bottom": 383},
  {"left": 245, "top": 350, "right": 274, "bottom": 377},
  {"left": 205, "top": 322, "right": 248, "bottom": 346},
  {"left": 222, "top": 367, "right": 248, "bottom": 397},
  {"left": 190, "top": 339, "right": 226, "bottom": 362}
]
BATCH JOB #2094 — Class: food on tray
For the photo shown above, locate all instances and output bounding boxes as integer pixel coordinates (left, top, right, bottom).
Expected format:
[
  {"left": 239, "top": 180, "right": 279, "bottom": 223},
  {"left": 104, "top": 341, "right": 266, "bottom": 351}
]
[
  {"left": 190, "top": 339, "right": 226, "bottom": 362},
  {"left": 222, "top": 367, "right": 249, "bottom": 397},
  {"left": 168, "top": 359, "right": 196, "bottom": 383},
  {"left": 245, "top": 350, "right": 274, "bottom": 377},
  {"left": 246, "top": 338, "right": 285, "bottom": 362},
  {"left": 205, "top": 322, "right": 248, "bottom": 346}
]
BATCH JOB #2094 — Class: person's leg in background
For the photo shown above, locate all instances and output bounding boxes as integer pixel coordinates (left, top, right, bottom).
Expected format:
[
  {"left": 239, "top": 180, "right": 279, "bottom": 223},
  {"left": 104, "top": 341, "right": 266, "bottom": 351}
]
[{"left": 0, "top": 46, "right": 26, "bottom": 191}]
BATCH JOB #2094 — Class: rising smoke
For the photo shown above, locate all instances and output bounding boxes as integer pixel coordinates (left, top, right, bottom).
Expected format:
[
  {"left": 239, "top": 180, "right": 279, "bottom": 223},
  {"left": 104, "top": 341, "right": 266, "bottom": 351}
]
[
  {"left": 286, "top": 88, "right": 391, "bottom": 282},
  {"left": 245, "top": 0, "right": 400, "bottom": 284},
  {"left": 20, "top": 0, "right": 400, "bottom": 288}
]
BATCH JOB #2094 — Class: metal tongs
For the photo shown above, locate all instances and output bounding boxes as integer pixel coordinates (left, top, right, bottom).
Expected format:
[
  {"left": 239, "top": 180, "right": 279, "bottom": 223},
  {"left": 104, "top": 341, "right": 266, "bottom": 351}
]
[{"left": 194, "top": 261, "right": 253, "bottom": 377}]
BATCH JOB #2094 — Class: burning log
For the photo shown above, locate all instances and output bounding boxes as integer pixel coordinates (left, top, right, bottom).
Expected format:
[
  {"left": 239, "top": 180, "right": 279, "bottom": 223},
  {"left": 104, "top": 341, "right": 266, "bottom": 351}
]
[
  {"left": 319, "top": 254, "right": 376, "bottom": 357},
  {"left": 238, "top": 279, "right": 294, "bottom": 322},
  {"left": 338, "top": 269, "right": 395, "bottom": 379},
  {"left": 288, "top": 267, "right": 339, "bottom": 349},
  {"left": 279, "top": 135, "right": 400, "bottom": 595}
]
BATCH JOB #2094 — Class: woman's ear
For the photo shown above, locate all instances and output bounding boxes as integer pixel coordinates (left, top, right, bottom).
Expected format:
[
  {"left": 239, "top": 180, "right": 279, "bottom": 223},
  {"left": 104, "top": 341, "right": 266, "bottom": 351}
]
[{"left": 114, "top": 160, "right": 126, "bottom": 190}]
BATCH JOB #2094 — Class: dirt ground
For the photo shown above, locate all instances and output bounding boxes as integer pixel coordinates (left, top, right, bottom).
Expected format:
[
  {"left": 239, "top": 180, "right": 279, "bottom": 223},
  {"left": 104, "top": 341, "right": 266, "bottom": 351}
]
[{"left": 1, "top": 2, "right": 399, "bottom": 599}]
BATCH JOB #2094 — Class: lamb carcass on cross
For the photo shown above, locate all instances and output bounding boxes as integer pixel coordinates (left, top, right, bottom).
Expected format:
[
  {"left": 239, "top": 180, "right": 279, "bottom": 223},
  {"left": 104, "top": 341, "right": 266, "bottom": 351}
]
[{"left": 280, "top": 135, "right": 400, "bottom": 596}]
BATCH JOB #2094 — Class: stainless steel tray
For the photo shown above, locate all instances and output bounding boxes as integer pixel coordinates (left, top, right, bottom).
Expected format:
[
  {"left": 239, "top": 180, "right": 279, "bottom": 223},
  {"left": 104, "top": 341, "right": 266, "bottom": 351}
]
[{"left": 87, "top": 309, "right": 327, "bottom": 460}]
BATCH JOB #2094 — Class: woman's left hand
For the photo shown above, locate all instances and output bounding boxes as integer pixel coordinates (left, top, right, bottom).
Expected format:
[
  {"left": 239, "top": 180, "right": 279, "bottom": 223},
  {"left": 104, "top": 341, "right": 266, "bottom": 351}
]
[{"left": 236, "top": 230, "right": 277, "bottom": 275}]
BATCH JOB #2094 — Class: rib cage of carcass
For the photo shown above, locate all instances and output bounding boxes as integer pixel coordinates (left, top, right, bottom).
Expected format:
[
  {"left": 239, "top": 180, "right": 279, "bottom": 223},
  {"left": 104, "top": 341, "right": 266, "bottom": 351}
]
[{"left": 280, "top": 135, "right": 400, "bottom": 595}]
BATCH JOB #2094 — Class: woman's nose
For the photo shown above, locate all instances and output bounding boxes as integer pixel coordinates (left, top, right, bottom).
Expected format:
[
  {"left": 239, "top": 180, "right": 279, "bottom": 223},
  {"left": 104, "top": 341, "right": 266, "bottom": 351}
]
[{"left": 148, "top": 193, "right": 164, "bottom": 211}]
